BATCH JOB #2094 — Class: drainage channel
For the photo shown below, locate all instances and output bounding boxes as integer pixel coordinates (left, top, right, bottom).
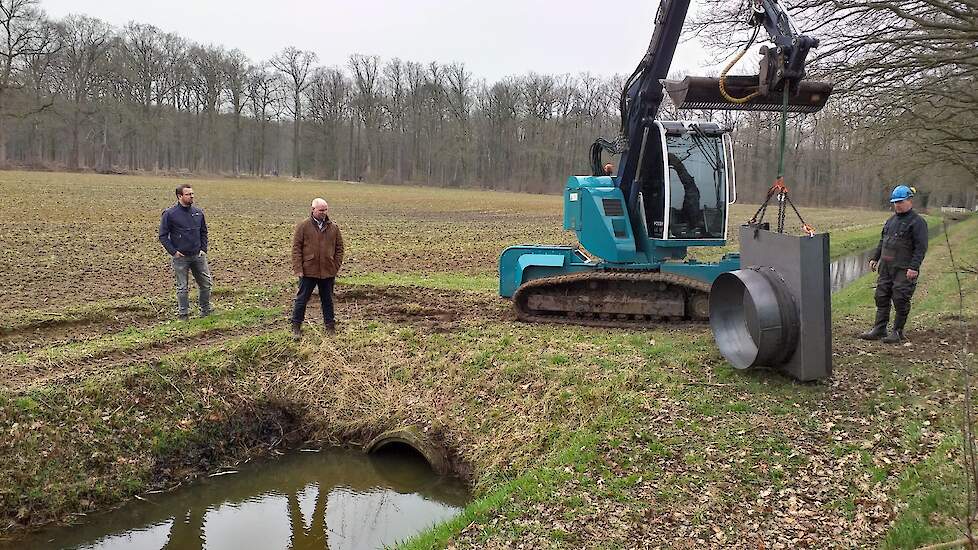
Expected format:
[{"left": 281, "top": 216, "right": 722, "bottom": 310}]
[
  {"left": 6, "top": 447, "right": 470, "bottom": 550},
  {"left": 830, "top": 248, "right": 875, "bottom": 293},
  {"left": 830, "top": 219, "right": 953, "bottom": 294}
]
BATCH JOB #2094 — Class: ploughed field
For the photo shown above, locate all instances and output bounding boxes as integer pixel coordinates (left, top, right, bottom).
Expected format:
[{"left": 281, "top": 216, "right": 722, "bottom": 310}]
[
  {"left": 1, "top": 171, "right": 887, "bottom": 313},
  {"left": 2, "top": 170, "right": 975, "bottom": 549}
]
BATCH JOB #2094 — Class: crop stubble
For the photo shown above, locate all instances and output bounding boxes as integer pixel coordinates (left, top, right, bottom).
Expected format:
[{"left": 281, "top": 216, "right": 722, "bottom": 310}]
[{"left": 0, "top": 170, "right": 887, "bottom": 315}]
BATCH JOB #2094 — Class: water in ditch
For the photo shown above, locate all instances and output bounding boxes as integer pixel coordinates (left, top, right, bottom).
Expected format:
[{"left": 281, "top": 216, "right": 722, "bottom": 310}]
[
  {"left": 9, "top": 447, "right": 470, "bottom": 550},
  {"left": 830, "top": 248, "right": 875, "bottom": 293}
]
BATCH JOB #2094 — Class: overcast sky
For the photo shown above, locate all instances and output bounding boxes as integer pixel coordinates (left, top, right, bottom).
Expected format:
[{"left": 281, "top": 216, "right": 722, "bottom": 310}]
[{"left": 40, "top": 0, "right": 714, "bottom": 82}]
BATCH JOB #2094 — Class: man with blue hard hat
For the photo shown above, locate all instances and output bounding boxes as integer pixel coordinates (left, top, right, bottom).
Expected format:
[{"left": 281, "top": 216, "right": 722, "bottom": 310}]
[{"left": 858, "top": 185, "right": 928, "bottom": 343}]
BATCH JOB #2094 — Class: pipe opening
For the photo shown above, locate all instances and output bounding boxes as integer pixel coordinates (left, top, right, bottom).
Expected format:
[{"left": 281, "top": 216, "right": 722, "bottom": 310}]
[
  {"left": 709, "top": 267, "right": 799, "bottom": 369},
  {"left": 364, "top": 428, "right": 448, "bottom": 475}
]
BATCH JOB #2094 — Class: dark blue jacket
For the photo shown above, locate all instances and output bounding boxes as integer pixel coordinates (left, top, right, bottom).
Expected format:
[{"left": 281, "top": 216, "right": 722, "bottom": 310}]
[
  {"left": 870, "top": 209, "right": 928, "bottom": 271},
  {"left": 159, "top": 203, "right": 208, "bottom": 256}
]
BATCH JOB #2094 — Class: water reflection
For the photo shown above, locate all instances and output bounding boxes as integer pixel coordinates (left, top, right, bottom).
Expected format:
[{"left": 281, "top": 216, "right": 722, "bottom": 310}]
[
  {"left": 8, "top": 448, "right": 469, "bottom": 550},
  {"left": 830, "top": 248, "right": 875, "bottom": 293}
]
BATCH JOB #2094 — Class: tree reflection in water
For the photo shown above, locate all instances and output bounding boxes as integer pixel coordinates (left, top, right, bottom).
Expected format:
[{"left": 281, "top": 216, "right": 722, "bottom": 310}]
[{"left": 9, "top": 448, "right": 469, "bottom": 550}]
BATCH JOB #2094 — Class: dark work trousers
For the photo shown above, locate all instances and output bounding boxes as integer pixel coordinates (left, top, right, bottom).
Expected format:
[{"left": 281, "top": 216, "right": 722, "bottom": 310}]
[
  {"left": 292, "top": 276, "right": 335, "bottom": 326},
  {"left": 874, "top": 262, "right": 918, "bottom": 331}
]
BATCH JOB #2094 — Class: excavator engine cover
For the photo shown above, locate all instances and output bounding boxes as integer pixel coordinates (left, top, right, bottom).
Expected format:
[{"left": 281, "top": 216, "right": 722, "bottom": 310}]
[
  {"left": 709, "top": 225, "right": 831, "bottom": 381},
  {"left": 663, "top": 76, "right": 833, "bottom": 113}
]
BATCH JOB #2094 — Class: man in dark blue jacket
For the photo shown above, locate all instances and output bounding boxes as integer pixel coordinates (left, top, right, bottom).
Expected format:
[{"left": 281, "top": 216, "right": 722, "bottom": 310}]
[
  {"left": 159, "top": 184, "right": 213, "bottom": 320},
  {"left": 858, "top": 185, "right": 928, "bottom": 343}
]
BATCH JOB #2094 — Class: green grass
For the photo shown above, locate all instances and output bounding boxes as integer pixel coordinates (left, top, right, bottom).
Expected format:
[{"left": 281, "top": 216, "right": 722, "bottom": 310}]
[
  {"left": 1, "top": 170, "right": 973, "bottom": 546},
  {"left": 0, "top": 332, "right": 300, "bottom": 527},
  {"left": 343, "top": 272, "right": 497, "bottom": 292},
  {"left": 883, "top": 435, "right": 967, "bottom": 549},
  {"left": 834, "top": 215, "right": 978, "bottom": 325},
  {"left": 0, "top": 285, "right": 254, "bottom": 335},
  {"left": 11, "top": 305, "right": 283, "bottom": 368},
  {"left": 828, "top": 214, "right": 942, "bottom": 260}
]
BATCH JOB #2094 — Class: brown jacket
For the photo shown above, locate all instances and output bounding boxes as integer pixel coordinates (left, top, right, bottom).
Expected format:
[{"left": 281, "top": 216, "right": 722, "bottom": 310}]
[{"left": 292, "top": 217, "right": 344, "bottom": 278}]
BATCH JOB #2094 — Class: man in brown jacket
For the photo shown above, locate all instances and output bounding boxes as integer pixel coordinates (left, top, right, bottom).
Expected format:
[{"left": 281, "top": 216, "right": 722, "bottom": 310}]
[{"left": 291, "top": 198, "right": 345, "bottom": 337}]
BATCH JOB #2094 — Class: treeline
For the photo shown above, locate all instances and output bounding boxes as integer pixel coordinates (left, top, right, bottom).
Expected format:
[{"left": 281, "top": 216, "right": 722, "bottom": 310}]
[{"left": 0, "top": 0, "right": 973, "bottom": 208}]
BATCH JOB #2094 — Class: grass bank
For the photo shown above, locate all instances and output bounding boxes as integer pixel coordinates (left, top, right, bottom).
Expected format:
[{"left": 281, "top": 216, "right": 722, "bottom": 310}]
[
  {"left": 0, "top": 334, "right": 305, "bottom": 530},
  {"left": 827, "top": 213, "right": 943, "bottom": 259}
]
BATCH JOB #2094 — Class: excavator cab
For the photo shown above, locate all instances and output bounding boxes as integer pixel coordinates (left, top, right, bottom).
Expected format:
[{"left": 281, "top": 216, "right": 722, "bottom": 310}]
[{"left": 638, "top": 121, "right": 733, "bottom": 243}]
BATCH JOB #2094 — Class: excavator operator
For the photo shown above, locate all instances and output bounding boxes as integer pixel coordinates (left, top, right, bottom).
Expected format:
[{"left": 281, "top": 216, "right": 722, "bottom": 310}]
[{"left": 668, "top": 152, "right": 704, "bottom": 235}]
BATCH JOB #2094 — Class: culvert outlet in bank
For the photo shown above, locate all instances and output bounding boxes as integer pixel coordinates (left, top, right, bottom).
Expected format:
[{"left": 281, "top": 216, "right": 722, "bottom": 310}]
[{"left": 364, "top": 427, "right": 448, "bottom": 475}]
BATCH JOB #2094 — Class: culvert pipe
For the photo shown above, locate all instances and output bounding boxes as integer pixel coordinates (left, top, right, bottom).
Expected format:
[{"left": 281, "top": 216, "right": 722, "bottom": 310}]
[
  {"left": 364, "top": 427, "right": 448, "bottom": 475},
  {"left": 709, "top": 267, "right": 799, "bottom": 369}
]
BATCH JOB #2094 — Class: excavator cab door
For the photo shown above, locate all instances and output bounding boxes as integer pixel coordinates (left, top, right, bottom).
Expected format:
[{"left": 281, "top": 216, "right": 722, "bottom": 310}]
[{"left": 655, "top": 121, "right": 732, "bottom": 244}]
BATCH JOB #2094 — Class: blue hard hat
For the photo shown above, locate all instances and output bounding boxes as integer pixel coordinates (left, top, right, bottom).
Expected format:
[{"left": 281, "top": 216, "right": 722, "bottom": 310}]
[{"left": 890, "top": 185, "right": 915, "bottom": 203}]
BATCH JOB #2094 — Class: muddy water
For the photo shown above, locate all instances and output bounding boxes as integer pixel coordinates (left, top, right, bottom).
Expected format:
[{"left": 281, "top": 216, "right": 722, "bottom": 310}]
[
  {"left": 830, "top": 248, "right": 875, "bottom": 293},
  {"left": 9, "top": 448, "right": 469, "bottom": 550}
]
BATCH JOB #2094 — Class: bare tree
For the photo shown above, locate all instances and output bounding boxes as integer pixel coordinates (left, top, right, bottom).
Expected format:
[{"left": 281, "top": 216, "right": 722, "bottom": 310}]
[
  {"left": 270, "top": 46, "right": 316, "bottom": 177},
  {"left": 187, "top": 44, "right": 226, "bottom": 172},
  {"left": 56, "top": 14, "right": 111, "bottom": 170},
  {"left": 0, "top": 4, "right": 969, "bottom": 206},
  {"left": 690, "top": 0, "right": 978, "bottom": 191},
  {"left": 306, "top": 66, "right": 348, "bottom": 179},
  {"left": 348, "top": 53, "right": 380, "bottom": 180},
  {"left": 443, "top": 62, "right": 474, "bottom": 185},
  {"left": 224, "top": 48, "right": 249, "bottom": 175},
  {"left": 21, "top": 17, "right": 58, "bottom": 165},
  {"left": 116, "top": 23, "right": 184, "bottom": 170},
  {"left": 245, "top": 63, "right": 281, "bottom": 176},
  {"left": 382, "top": 58, "right": 407, "bottom": 181},
  {"left": 0, "top": 0, "right": 52, "bottom": 164}
]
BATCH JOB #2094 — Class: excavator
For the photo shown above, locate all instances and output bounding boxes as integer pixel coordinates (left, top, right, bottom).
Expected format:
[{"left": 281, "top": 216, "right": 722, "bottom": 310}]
[{"left": 498, "top": 0, "right": 833, "bottom": 328}]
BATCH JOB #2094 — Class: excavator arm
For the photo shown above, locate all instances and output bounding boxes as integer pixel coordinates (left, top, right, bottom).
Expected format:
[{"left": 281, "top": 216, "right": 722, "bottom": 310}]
[{"left": 593, "top": 0, "right": 831, "bottom": 218}]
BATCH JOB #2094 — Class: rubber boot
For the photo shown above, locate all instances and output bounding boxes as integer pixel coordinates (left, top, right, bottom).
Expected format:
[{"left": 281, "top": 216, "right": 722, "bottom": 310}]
[
  {"left": 881, "top": 329, "right": 904, "bottom": 344},
  {"left": 291, "top": 322, "right": 302, "bottom": 341},
  {"left": 882, "top": 313, "right": 907, "bottom": 344},
  {"left": 858, "top": 309, "right": 889, "bottom": 340}
]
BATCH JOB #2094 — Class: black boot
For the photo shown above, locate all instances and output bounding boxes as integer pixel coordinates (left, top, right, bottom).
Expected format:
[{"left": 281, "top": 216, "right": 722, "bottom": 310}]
[
  {"left": 882, "top": 312, "right": 908, "bottom": 344},
  {"left": 291, "top": 322, "right": 302, "bottom": 341},
  {"left": 858, "top": 309, "right": 889, "bottom": 340},
  {"left": 325, "top": 321, "right": 336, "bottom": 334},
  {"left": 881, "top": 329, "right": 904, "bottom": 344}
]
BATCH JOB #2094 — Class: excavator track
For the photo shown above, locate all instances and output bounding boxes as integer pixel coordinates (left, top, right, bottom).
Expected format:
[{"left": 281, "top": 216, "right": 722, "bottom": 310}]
[{"left": 511, "top": 271, "right": 712, "bottom": 329}]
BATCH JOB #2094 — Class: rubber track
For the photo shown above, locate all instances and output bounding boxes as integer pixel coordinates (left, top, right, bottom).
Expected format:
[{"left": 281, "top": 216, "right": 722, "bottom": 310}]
[{"left": 512, "top": 271, "right": 712, "bottom": 329}]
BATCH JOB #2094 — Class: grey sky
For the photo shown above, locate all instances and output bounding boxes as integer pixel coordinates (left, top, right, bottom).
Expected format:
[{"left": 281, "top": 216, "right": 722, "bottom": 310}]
[{"left": 41, "top": 0, "right": 715, "bottom": 82}]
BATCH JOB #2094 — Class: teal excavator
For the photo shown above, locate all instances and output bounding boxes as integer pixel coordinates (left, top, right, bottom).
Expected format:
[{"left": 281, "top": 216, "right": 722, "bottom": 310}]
[{"left": 498, "top": 0, "right": 832, "bottom": 327}]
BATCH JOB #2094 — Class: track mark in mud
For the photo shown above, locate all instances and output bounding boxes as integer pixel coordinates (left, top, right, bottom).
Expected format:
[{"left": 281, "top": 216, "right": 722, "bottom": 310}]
[
  {"left": 2, "top": 285, "right": 511, "bottom": 391},
  {"left": 0, "top": 309, "right": 166, "bottom": 355},
  {"left": 1, "top": 317, "right": 290, "bottom": 392},
  {"left": 337, "top": 285, "right": 513, "bottom": 330}
]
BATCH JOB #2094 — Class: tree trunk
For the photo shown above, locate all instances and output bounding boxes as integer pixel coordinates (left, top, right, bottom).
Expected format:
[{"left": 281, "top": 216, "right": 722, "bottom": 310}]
[
  {"left": 69, "top": 107, "right": 81, "bottom": 170},
  {"left": 293, "top": 99, "right": 301, "bottom": 178}
]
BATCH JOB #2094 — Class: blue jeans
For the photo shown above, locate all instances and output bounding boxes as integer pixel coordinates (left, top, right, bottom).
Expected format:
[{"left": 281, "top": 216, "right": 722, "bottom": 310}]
[
  {"left": 292, "top": 277, "right": 335, "bottom": 325},
  {"left": 172, "top": 252, "right": 213, "bottom": 316}
]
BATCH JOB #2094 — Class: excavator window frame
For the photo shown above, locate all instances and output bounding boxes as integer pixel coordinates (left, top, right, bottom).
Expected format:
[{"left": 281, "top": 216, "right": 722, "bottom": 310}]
[{"left": 656, "top": 122, "right": 732, "bottom": 243}]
